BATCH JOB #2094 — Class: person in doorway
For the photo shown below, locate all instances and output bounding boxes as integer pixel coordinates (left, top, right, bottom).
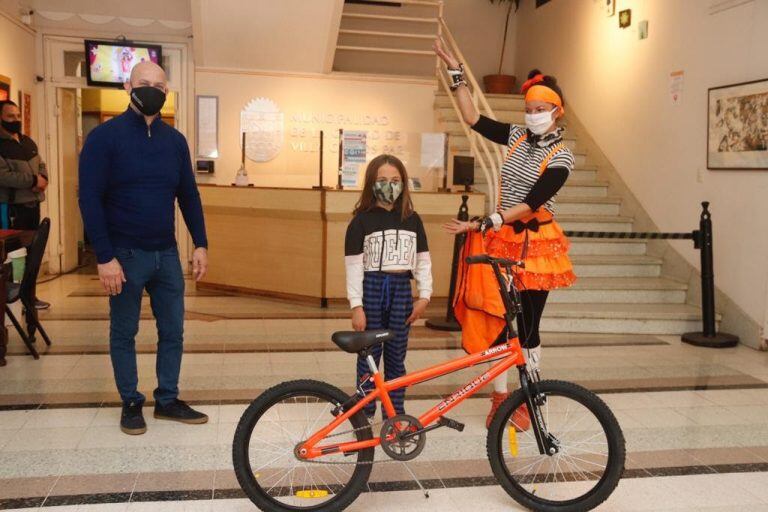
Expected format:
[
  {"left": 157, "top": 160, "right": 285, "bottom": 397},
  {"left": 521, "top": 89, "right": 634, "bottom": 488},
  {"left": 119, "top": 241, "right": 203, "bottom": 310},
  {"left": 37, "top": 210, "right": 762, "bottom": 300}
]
[
  {"left": 434, "top": 40, "right": 576, "bottom": 429},
  {"left": 0, "top": 100, "right": 51, "bottom": 310},
  {"left": 345, "top": 154, "right": 432, "bottom": 419},
  {"left": 79, "top": 61, "right": 209, "bottom": 435}
]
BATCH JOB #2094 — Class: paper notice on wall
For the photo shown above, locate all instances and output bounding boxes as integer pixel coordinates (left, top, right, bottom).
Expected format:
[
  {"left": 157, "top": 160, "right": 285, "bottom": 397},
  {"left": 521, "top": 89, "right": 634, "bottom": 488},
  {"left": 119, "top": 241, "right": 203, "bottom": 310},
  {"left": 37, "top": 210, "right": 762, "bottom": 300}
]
[
  {"left": 420, "top": 132, "right": 446, "bottom": 168},
  {"left": 669, "top": 70, "right": 684, "bottom": 105},
  {"left": 342, "top": 130, "right": 367, "bottom": 162},
  {"left": 341, "top": 130, "right": 367, "bottom": 187},
  {"left": 341, "top": 161, "right": 362, "bottom": 188}
]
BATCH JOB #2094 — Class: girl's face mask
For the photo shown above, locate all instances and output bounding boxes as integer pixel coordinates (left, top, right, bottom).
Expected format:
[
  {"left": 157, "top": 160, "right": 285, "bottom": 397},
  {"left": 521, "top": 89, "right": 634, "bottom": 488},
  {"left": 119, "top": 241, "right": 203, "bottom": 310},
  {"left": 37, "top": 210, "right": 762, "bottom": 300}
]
[{"left": 373, "top": 180, "right": 403, "bottom": 204}]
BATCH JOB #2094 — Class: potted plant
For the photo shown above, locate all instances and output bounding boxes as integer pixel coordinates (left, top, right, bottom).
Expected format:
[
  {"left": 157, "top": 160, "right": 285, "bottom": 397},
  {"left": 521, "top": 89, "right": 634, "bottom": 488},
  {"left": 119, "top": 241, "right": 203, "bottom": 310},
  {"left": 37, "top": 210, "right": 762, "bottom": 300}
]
[{"left": 483, "top": 0, "right": 520, "bottom": 94}]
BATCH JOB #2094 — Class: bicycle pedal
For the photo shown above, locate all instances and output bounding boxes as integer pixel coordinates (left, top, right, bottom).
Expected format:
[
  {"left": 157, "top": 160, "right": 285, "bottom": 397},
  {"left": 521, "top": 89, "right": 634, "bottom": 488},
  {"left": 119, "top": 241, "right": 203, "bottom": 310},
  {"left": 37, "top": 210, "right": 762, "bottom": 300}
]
[{"left": 438, "top": 416, "right": 465, "bottom": 432}]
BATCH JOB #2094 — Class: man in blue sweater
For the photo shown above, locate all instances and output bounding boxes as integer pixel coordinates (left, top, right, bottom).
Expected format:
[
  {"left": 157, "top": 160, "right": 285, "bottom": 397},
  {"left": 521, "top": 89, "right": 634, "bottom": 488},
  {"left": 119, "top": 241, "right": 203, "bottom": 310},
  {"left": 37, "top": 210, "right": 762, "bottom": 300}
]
[{"left": 79, "top": 61, "right": 209, "bottom": 435}]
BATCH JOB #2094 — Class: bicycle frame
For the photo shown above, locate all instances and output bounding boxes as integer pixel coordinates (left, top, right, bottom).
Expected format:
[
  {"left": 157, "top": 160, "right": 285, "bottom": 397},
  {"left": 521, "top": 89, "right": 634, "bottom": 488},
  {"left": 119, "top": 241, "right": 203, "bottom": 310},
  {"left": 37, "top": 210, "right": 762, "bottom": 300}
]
[
  {"left": 298, "top": 255, "right": 543, "bottom": 461},
  {"left": 298, "top": 338, "right": 526, "bottom": 460}
]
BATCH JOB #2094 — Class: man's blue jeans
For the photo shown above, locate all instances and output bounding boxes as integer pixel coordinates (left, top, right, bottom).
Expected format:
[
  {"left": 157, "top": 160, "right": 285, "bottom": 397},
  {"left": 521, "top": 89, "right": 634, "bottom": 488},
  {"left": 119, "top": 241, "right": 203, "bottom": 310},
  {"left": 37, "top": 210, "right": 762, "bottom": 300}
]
[{"left": 109, "top": 247, "right": 185, "bottom": 406}]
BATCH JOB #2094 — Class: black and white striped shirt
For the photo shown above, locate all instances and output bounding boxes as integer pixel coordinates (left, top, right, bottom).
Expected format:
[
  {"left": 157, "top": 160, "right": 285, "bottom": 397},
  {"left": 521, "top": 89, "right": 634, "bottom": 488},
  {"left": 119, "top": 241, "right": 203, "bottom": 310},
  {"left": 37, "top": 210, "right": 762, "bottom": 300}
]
[
  {"left": 472, "top": 116, "right": 575, "bottom": 214},
  {"left": 498, "top": 125, "right": 574, "bottom": 213}
]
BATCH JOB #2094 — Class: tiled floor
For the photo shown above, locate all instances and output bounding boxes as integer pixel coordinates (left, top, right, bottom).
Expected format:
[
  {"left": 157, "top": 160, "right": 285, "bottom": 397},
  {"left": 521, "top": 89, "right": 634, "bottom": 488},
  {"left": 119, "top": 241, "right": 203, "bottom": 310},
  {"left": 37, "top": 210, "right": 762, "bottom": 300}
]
[{"left": 1, "top": 274, "right": 767, "bottom": 511}]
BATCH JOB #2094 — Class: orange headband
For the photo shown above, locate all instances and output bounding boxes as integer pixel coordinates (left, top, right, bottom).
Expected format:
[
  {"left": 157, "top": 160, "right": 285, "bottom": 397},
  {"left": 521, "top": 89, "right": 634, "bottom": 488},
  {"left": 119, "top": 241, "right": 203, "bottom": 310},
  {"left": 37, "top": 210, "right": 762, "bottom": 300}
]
[{"left": 525, "top": 84, "right": 565, "bottom": 114}]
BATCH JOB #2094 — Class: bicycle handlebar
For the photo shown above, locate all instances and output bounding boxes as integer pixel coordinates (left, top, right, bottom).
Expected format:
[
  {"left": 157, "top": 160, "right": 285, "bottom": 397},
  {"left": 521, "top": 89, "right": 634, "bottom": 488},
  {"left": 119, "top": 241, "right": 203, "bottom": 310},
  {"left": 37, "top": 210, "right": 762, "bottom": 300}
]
[{"left": 465, "top": 254, "right": 525, "bottom": 268}]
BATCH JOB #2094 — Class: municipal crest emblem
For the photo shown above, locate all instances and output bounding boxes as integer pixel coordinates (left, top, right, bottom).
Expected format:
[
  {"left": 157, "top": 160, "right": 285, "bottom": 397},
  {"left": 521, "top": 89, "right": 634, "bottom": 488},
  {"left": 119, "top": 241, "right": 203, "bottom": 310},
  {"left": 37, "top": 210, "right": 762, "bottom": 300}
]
[{"left": 240, "top": 98, "right": 284, "bottom": 162}]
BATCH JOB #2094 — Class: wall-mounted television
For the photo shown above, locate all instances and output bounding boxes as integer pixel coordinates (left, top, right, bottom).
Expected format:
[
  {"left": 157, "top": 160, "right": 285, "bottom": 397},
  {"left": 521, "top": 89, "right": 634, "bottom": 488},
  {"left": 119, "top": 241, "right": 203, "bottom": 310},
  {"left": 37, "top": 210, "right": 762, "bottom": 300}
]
[{"left": 85, "top": 39, "right": 163, "bottom": 88}]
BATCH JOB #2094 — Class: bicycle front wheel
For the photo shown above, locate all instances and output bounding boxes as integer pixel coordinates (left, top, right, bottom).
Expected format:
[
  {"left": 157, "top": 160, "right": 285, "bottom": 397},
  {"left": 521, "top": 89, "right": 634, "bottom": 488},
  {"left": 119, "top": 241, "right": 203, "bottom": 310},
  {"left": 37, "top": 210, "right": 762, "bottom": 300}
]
[
  {"left": 233, "top": 379, "right": 374, "bottom": 512},
  {"left": 487, "top": 380, "right": 625, "bottom": 512}
]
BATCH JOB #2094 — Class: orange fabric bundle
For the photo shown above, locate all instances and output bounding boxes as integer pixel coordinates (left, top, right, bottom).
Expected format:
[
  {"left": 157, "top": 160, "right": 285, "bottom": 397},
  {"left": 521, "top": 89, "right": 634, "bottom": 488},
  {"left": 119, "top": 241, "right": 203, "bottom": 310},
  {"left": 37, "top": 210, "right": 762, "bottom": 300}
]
[
  {"left": 452, "top": 231, "right": 507, "bottom": 354},
  {"left": 453, "top": 211, "right": 576, "bottom": 353}
]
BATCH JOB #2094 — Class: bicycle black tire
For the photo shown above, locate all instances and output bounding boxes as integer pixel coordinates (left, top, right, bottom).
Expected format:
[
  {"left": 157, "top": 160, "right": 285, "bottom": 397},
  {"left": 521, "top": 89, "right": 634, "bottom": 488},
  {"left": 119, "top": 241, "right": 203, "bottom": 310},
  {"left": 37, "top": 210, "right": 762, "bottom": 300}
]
[
  {"left": 487, "top": 380, "right": 625, "bottom": 512},
  {"left": 233, "top": 379, "right": 374, "bottom": 512}
]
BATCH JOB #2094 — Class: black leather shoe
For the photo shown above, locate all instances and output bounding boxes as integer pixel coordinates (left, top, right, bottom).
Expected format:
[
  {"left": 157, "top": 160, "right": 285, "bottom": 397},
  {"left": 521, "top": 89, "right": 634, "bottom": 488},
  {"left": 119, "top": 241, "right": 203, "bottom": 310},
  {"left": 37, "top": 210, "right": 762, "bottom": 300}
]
[
  {"left": 120, "top": 402, "right": 147, "bottom": 435},
  {"left": 154, "top": 399, "right": 208, "bottom": 424}
]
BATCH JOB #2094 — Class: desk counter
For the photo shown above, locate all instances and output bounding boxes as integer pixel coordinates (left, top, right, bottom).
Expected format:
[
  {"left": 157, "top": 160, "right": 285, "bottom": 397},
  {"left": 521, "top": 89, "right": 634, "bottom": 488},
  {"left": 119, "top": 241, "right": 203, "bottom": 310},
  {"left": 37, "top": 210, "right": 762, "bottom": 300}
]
[{"left": 197, "top": 185, "right": 485, "bottom": 303}]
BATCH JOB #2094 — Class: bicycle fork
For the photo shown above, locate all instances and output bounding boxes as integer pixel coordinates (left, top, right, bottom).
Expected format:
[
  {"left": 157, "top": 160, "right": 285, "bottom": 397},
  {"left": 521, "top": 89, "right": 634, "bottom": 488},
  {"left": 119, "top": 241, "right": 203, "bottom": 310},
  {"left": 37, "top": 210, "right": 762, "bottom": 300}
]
[{"left": 518, "top": 366, "right": 560, "bottom": 456}]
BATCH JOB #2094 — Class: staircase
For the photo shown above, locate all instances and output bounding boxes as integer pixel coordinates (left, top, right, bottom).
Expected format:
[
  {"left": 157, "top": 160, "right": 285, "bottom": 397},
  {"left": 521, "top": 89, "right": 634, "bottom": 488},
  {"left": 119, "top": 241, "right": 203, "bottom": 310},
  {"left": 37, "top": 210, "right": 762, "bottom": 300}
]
[
  {"left": 332, "top": 0, "right": 441, "bottom": 77},
  {"left": 435, "top": 90, "right": 714, "bottom": 335},
  {"left": 330, "top": 0, "right": 714, "bottom": 337}
]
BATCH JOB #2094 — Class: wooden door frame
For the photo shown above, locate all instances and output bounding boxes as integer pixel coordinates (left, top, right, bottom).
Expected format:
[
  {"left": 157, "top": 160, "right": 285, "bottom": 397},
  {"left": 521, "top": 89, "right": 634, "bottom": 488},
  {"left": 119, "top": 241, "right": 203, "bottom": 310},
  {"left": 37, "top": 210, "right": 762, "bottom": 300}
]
[{"left": 42, "top": 35, "right": 193, "bottom": 275}]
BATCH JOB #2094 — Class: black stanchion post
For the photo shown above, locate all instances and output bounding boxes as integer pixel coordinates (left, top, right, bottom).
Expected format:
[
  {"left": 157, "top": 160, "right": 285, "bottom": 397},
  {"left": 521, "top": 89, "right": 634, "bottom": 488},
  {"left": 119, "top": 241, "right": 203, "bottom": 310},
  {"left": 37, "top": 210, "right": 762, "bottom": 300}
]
[
  {"left": 682, "top": 201, "right": 739, "bottom": 348},
  {"left": 425, "top": 195, "right": 469, "bottom": 332}
]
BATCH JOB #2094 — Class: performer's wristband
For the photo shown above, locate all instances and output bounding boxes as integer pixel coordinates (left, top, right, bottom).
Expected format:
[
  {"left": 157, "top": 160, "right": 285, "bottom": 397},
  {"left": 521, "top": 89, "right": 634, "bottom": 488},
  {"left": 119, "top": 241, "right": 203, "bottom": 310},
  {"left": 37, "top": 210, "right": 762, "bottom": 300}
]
[
  {"left": 474, "top": 213, "right": 503, "bottom": 233},
  {"left": 448, "top": 63, "right": 467, "bottom": 91}
]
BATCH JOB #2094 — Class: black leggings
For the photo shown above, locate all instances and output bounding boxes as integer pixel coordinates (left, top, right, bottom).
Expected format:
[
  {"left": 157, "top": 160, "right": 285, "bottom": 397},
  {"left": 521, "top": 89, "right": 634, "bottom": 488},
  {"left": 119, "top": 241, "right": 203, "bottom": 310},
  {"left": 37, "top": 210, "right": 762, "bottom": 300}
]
[{"left": 494, "top": 289, "right": 549, "bottom": 349}]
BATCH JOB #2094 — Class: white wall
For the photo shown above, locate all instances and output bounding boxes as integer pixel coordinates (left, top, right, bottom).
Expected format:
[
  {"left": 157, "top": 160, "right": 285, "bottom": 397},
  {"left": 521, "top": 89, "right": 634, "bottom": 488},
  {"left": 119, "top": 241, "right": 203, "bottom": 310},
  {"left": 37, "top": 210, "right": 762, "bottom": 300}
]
[
  {"left": 443, "top": 0, "right": 517, "bottom": 84},
  {"left": 514, "top": 0, "right": 768, "bottom": 345},
  {"left": 195, "top": 71, "right": 438, "bottom": 189}
]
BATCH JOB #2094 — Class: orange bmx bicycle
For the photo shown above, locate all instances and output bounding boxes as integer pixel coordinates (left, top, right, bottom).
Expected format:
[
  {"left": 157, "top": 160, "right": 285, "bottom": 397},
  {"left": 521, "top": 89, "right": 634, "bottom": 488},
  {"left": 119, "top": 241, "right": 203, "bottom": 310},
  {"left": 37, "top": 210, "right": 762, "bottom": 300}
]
[{"left": 233, "top": 255, "right": 625, "bottom": 512}]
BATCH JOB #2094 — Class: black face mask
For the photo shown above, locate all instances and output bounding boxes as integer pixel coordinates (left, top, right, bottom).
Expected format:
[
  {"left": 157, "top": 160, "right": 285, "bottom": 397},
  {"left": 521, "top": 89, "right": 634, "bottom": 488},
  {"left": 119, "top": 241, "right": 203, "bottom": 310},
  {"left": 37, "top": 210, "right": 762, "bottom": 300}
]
[
  {"left": 130, "top": 86, "right": 166, "bottom": 116},
  {"left": 1, "top": 120, "right": 21, "bottom": 134}
]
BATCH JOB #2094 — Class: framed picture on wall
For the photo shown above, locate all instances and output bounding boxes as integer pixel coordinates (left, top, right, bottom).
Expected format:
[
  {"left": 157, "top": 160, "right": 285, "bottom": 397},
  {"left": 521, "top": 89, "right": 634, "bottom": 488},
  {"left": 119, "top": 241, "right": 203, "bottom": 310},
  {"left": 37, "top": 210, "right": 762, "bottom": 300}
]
[
  {"left": 0, "top": 75, "right": 10, "bottom": 101},
  {"left": 22, "top": 92, "right": 31, "bottom": 137},
  {"left": 708, "top": 78, "right": 768, "bottom": 170}
]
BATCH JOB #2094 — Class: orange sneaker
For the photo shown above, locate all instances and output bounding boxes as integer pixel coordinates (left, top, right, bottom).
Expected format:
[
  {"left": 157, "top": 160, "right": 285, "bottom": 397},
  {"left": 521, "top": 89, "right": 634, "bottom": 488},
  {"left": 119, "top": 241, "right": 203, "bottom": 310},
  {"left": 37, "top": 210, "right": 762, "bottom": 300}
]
[
  {"left": 511, "top": 404, "right": 531, "bottom": 432},
  {"left": 486, "top": 391, "right": 509, "bottom": 428}
]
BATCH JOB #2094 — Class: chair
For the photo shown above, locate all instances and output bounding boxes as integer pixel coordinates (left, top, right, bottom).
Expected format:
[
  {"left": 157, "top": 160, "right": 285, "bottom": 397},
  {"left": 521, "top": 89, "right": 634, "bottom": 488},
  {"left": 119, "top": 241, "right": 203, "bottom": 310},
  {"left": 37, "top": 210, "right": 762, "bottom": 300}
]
[{"left": 6, "top": 218, "right": 52, "bottom": 359}]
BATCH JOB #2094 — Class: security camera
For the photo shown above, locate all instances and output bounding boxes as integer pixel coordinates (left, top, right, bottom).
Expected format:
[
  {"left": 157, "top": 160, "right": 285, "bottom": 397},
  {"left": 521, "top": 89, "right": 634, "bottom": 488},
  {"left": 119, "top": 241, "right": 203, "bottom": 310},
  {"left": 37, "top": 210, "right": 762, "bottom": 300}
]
[{"left": 19, "top": 8, "right": 33, "bottom": 25}]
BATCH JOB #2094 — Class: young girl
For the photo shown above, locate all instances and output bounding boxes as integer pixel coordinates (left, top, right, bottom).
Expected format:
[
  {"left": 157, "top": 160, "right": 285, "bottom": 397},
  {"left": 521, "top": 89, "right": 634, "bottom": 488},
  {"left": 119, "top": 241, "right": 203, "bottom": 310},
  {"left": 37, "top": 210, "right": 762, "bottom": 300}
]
[{"left": 344, "top": 154, "right": 433, "bottom": 419}]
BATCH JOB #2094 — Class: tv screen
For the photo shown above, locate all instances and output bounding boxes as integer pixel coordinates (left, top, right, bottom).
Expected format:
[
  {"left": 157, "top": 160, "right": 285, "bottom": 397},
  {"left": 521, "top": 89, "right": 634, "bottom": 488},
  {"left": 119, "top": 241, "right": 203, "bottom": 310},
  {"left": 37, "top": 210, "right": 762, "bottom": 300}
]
[{"left": 85, "top": 40, "right": 163, "bottom": 88}]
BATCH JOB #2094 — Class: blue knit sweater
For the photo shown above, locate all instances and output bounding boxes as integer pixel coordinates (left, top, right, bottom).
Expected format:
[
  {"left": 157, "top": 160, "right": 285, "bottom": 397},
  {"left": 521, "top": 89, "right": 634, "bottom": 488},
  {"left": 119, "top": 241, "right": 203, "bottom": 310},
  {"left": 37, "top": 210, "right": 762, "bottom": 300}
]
[{"left": 79, "top": 108, "right": 207, "bottom": 264}]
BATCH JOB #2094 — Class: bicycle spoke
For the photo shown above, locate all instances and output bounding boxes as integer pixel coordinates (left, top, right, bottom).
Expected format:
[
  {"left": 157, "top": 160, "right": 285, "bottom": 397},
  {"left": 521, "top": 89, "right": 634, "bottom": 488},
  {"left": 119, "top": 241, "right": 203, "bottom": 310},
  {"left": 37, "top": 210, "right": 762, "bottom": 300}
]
[
  {"left": 499, "top": 389, "right": 616, "bottom": 502},
  {"left": 239, "top": 388, "right": 371, "bottom": 509}
]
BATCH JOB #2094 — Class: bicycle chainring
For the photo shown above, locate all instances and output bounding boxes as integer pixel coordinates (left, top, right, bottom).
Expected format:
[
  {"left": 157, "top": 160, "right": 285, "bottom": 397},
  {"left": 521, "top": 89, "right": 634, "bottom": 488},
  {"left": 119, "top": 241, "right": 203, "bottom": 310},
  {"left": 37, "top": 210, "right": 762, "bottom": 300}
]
[{"left": 379, "top": 414, "right": 426, "bottom": 461}]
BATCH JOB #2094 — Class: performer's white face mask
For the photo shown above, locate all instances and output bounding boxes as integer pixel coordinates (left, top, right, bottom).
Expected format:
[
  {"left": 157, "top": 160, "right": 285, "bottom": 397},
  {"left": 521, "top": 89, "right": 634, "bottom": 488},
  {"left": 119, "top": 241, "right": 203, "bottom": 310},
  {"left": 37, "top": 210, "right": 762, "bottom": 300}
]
[{"left": 525, "top": 107, "right": 558, "bottom": 135}]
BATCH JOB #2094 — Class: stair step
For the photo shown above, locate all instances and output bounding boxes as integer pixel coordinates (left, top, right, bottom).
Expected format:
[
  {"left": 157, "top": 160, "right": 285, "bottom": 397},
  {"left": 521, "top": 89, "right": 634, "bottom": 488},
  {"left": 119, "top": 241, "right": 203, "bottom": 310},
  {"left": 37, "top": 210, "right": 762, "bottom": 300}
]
[
  {"left": 435, "top": 94, "right": 526, "bottom": 110},
  {"left": 560, "top": 180, "right": 608, "bottom": 198},
  {"left": 448, "top": 136, "right": 578, "bottom": 153},
  {"left": 549, "top": 277, "right": 688, "bottom": 304},
  {"left": 332, "top": 51, "right": 435, "bottom": 77},
  {"left": 540, "top": 303, "right": 715, "bottom": 335},
  {"left": 336, "top": 45, "right": 434, "bottom": 56},
  {"left": 558, "top": 214, "right": 633, "bottom": 232},
  {"left": 341, "top": 12, "right": 438, "bottom": 23},
  {"left": 557, "top": 196, "right": 620, "bottom": 215},
  {"left": 569, "top": 238, "right": 647, "bottom": 256},
  {"left": 437, "top": 107, "right": 525, "bottom": 125},
  {"left": 339, "top": 28, "right": 437, "bottom": 39},
  {"left": 571, "top": 255, "right": 662, "bottom": 278}
]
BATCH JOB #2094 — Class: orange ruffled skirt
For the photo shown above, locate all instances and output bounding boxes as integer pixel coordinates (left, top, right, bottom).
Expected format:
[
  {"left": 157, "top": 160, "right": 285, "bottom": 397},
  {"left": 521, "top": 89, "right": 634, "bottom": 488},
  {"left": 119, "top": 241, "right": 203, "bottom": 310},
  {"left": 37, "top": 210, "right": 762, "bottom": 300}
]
[
  {"left": 485, "top": 210, "right": 576, "bottom": 291},
  {"left": 453, "top": 210, "right": 576, "bottom": 353}
]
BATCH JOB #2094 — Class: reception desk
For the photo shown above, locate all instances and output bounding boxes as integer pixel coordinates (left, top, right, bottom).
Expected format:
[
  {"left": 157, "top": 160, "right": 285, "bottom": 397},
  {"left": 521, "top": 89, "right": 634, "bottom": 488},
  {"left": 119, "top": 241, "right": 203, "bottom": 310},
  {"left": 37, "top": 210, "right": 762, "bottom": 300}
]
[{"left": 197, "top": 185, "right": 486, "bottom": 303}]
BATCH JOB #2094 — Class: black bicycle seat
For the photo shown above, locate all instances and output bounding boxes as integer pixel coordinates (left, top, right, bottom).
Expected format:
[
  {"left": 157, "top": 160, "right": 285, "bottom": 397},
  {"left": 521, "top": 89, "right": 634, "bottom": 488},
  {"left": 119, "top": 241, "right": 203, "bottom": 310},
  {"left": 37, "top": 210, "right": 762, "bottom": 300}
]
[{"left": 332, "top": 330, "right": 394, "bottom": 353}]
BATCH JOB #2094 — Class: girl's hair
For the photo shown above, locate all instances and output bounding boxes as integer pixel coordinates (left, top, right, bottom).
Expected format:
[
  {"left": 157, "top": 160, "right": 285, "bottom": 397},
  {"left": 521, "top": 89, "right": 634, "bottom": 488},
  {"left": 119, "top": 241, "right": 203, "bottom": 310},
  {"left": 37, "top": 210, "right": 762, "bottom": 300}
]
[
  {"left": 353, "top": 154, "right": 414, "bottom": 221},
  {"left": 521, "top": 68, "right": 565, "bottom": 107}
]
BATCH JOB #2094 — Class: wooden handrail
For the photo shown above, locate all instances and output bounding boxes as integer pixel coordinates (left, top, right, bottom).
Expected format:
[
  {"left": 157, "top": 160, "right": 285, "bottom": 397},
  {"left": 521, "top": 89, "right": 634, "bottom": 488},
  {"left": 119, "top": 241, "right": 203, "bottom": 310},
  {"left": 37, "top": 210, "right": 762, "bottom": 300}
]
[
  {"left": 437, "top": 15, "right": 509, "bottom": 211},
  {"left": 437, "top": 72, "right": 496, "bottom": 203}
]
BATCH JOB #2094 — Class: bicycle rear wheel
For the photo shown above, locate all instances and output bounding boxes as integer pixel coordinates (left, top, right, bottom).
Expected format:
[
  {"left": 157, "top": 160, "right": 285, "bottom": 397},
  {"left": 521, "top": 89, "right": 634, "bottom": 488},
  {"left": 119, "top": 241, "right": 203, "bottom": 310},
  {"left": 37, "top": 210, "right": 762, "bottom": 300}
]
[
  {"left": 233, "top": 379, "right": 374, "bottom": 512},
  {"left": 487, "top": 380, "right": 625, "bottom": 512}
]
